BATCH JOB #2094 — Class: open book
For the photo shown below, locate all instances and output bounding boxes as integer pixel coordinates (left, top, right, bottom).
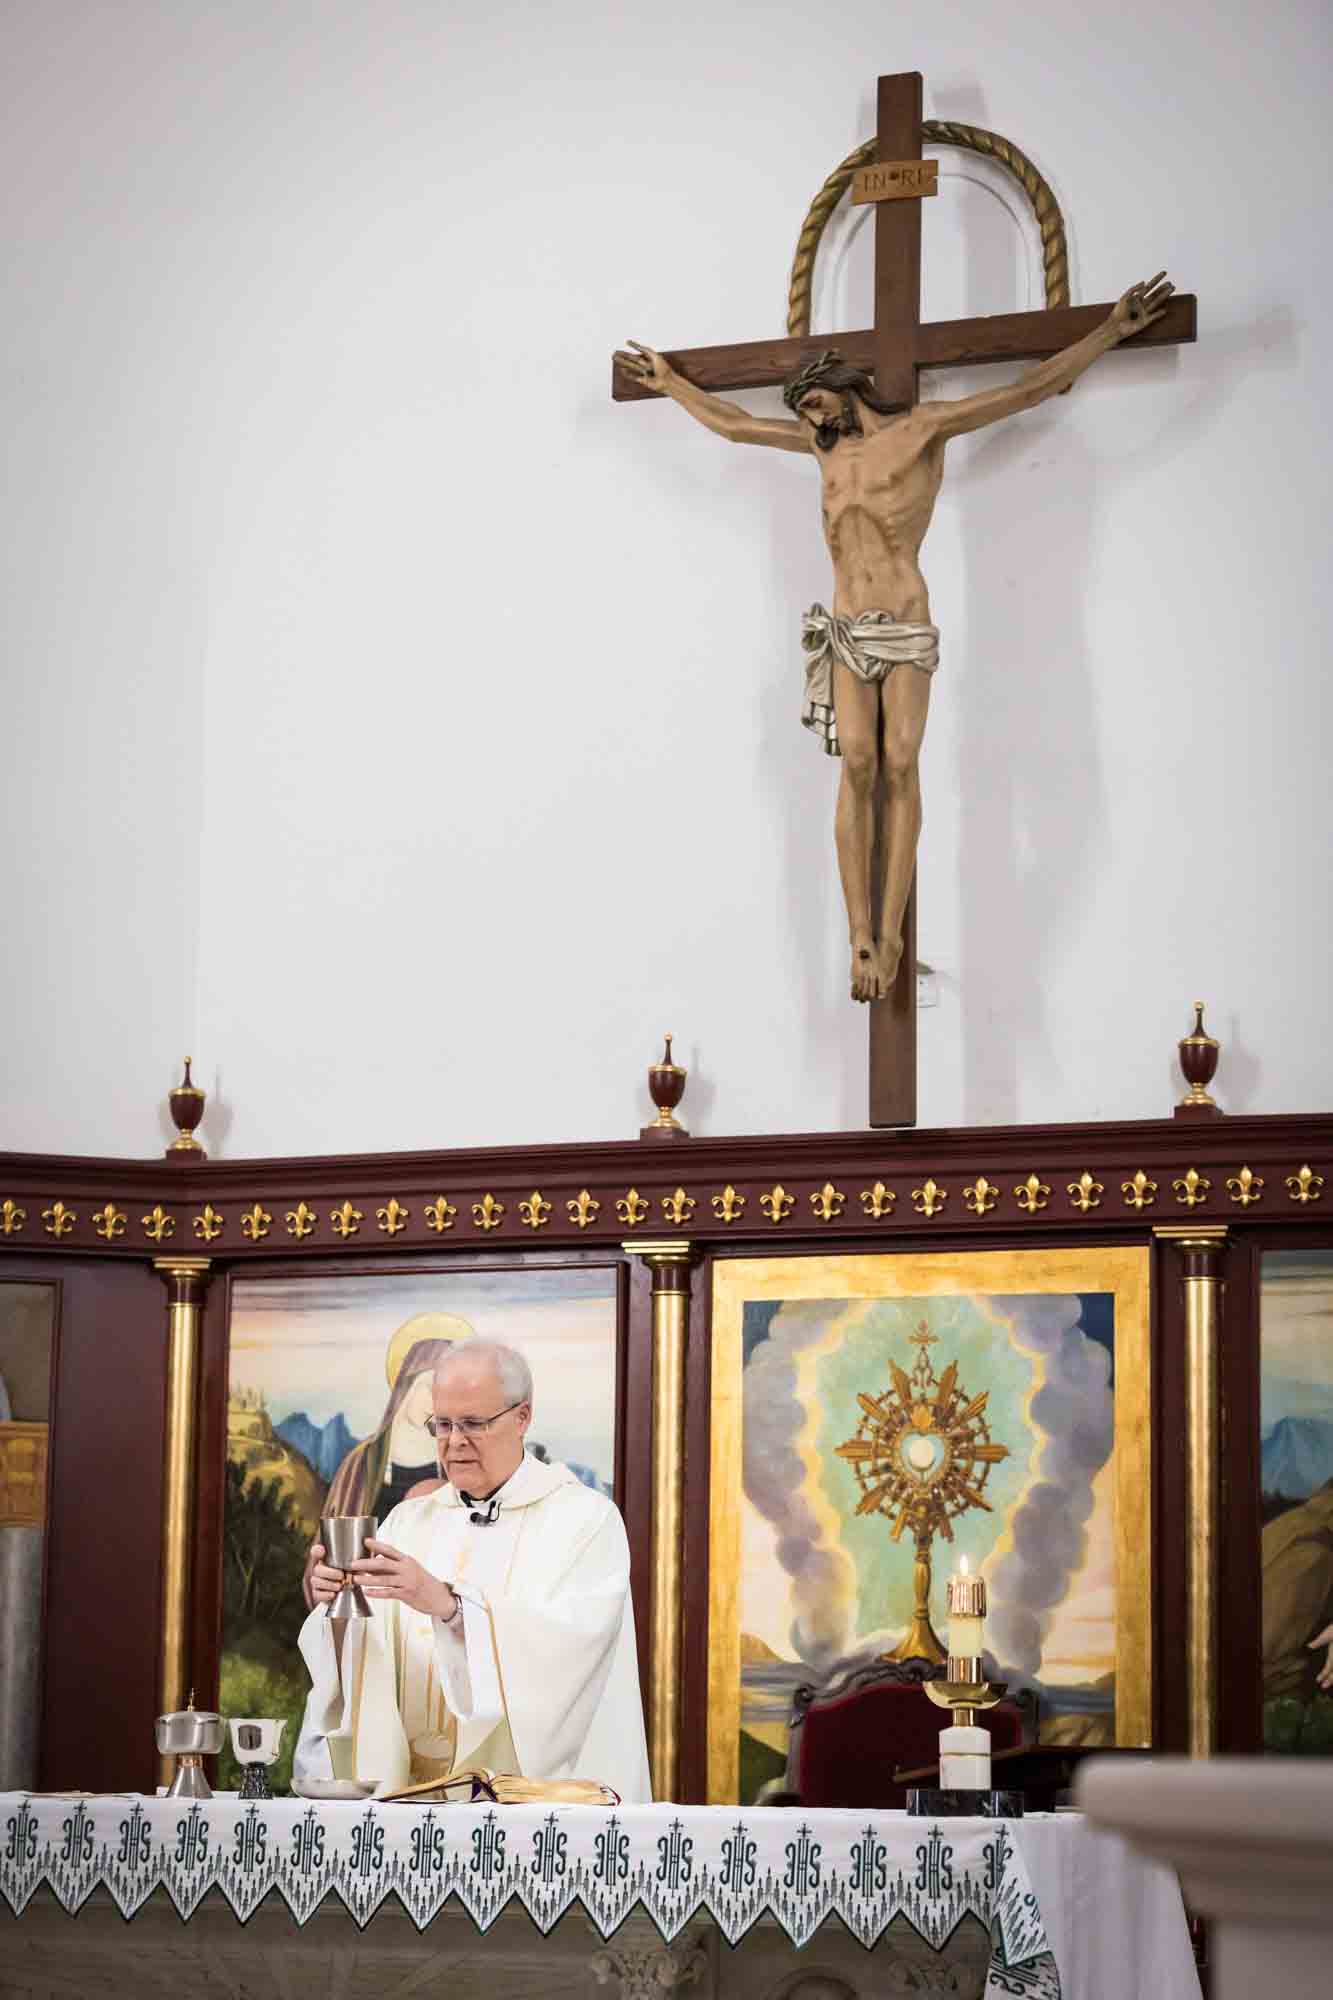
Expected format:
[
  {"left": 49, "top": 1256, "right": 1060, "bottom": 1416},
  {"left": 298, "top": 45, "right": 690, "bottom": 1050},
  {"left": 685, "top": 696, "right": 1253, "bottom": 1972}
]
[{"left": 381, "top": 1767, "right": 620, "bottom": 1806}]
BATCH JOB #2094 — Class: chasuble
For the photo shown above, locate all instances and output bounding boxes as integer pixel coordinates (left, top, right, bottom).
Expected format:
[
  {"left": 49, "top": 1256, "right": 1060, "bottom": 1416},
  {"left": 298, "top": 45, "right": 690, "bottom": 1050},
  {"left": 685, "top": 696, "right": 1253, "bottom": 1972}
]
[{"left": 294, "top": 1450, "right": 651, "bottom": 1802}]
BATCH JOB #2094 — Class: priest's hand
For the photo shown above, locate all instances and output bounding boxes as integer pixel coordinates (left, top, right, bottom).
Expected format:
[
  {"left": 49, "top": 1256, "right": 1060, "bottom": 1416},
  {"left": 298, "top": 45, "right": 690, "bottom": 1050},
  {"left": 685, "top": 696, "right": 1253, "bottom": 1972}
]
[
  {"left": 355, "top": 1537, "right": 459, "bottom": 1621},
  {"left": 1309, "top": 1622, "right": 1333, "bottom": 1691},
  {"left": 307, "top": 1543, "right": 346, "bottom": 1608}
]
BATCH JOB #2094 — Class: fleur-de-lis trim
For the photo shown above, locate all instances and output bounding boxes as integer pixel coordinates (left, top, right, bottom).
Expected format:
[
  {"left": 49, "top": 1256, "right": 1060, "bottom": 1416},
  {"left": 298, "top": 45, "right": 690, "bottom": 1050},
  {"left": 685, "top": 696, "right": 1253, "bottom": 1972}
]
[
  {"left": 810, "top": 1182, "right": 845, "bottom": 1223},
  {"left": 662, "top": 1187, "right": 695, "bottom": 1226},
  {"left": 1286, "top": 1165, "right": 1325, "bottom": 1205},
  {"left": 616, "top": 1188, "right": 648, "bottom": 1227},
  {"left": 423, "top": 1196, "right": 456, "bottom": 1234},
  {"left": 285, "top": 1201, "right": 318, "bottom": 1240},
  {"left": 2, "top": 1199, "right": 28, "bottom": 1236},
  {"left": 568, "top": 1189, "right": 601, "bottom": 1230},
  {"left": 519, "top": 1191, "right": 551, "bottom": 1230},
  {"left": 141, "top": 1204, "right": 176, "bottom": 1244},
  {"left": 377, "top": 1197, "right": 409, "bottom": 1237},
  {"left": 330, "top": 1200, "right": 363, "bottom": 1239},
  {"left": 1067, "top": 1172, "right": 1104, "bottom": 1213},
  {"left": 1014, "top": 1174, "right": 1050, "bottom": 1215},
  {"left": 42, "top": 1201, "right": 76, "bottom": 1239},
  {"left": 1121, "top": 1171, "right": 1158, "bottom": 1210},
  {"left": 473, "top": 1193, "right": 504, "bottom": 1232},
  {"left": 760, "top": 1185, "right": 794, "bottom": 1224},
  {"left": 241, "top": 1203, "right": 272, "bottom": 1241},
  {"left": 711, "top": 1185, "right": 746, "bottom": 1224},
  {"left": 193, "top": 1204, "right": 225, "bottom": 1243},
  {"left": 963, "top": 1176, "right": 999, "bottom": 1215},
  {"left": 1172, "top": 1168, "right": 1210, "bottom": 1209},
  {"left": 1225, "top": 1166, "right": 1264, "bottom": 1208},
  {"left": 92, "top": 1202, "right": 127, "bottom": 1241},
  {"left": 912, "top": 1179, "right": 947, "bottom": 1218},
  {"left": 860, "top": 1181, "right": 896, "bottom": 1219}
]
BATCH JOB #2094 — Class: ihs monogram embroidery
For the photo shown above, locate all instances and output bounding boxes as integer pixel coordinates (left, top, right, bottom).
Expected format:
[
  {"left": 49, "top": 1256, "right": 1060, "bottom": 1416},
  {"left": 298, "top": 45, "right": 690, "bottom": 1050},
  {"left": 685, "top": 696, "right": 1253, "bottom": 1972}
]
[{"left": 0, "top": 1795, "right": 1062, "bottom": 1994}]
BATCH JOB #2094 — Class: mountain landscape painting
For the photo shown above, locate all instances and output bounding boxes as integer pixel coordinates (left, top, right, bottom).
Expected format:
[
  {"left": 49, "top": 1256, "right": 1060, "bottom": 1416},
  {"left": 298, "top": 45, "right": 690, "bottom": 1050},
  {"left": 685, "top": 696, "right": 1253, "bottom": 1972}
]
[
  {"left": 220, "top": 1265, "right": 619, "bottom": 1789},
  {"left": 1261, "top": 1248, "right": 1333, "bottom": 1755}
]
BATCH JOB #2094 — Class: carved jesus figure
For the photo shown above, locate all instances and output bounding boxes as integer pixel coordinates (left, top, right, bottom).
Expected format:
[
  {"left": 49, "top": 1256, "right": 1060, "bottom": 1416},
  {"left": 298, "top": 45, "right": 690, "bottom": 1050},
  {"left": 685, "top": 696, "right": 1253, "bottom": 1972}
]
[{"left": 615, "top": 274, "right": 1174, "bottom": 1002}]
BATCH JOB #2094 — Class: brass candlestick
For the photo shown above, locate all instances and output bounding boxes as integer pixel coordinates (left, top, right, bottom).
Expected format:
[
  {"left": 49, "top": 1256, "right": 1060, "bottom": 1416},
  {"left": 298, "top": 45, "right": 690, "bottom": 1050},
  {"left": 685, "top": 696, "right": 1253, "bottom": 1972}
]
[
  {"left": 166, "top": 1058, "right": 208, "bottom": 1160},
  {"left": 924, "top": 1660, "right": 1008, "bottom": 1732},
  {"left": 912, "top": 1664, "right": 1023, "bottom": 1816},
  {"left": 640, "top": 1035, "right": 689, "bottom": 1141}
]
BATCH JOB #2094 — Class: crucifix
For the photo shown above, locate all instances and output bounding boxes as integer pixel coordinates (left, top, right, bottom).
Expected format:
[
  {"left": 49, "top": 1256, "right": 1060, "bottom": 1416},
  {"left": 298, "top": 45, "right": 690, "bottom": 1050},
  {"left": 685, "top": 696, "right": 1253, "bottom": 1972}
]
[{"left": 612, "top": 71, "right": 1196, "bottom": 1128}]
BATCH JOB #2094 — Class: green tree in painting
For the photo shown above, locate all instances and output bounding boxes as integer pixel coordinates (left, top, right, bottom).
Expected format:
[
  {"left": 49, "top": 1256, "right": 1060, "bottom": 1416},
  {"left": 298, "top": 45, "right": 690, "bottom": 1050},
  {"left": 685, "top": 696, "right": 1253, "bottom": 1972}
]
[
  {"left": 223, "top": 1460, "right": 309, "bottom": 1647},
  {"left": 217, "top": 1460, "right": 313, "bottom": 1792}
]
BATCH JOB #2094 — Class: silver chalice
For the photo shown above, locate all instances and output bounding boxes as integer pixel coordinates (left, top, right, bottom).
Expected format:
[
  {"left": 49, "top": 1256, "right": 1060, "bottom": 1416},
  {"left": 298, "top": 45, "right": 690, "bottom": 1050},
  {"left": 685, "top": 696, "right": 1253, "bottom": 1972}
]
[
  {"left": 230, "top": 1717, "right": 287, "bottom": 1799},
  {"left": 320, "top": 1514, "right": 379, "bottom": 1620}
]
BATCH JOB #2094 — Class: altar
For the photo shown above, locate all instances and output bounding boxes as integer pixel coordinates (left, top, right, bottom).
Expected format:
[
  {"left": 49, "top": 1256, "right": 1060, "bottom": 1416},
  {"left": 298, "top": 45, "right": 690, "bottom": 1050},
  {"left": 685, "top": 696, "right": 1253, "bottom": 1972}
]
[{"left": 0, "top": 1792, "right": 1200, "bottom": 1999}]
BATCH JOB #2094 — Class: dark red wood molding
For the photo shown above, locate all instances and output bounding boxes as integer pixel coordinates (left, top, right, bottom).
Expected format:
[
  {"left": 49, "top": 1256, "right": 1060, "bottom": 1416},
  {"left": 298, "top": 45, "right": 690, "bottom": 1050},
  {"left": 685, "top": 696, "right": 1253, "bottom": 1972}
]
[{"left": 3, "top": 1112, "right": 1328, "bottom": 1259}]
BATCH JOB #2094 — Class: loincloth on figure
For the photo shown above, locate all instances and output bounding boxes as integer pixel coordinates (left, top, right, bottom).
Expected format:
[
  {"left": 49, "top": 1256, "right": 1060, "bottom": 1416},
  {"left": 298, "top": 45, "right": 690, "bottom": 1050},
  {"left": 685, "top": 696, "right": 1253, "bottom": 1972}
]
[{"left": 800, "top": 603, "right": 941, "bottom": 757}]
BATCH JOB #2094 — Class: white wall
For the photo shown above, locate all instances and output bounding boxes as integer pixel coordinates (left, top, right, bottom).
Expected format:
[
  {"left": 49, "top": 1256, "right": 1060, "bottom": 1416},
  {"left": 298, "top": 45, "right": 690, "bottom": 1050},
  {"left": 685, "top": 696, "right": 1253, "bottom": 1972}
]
[{"left": 2, "top": 0, "right": 1329, "bottom": 1157}]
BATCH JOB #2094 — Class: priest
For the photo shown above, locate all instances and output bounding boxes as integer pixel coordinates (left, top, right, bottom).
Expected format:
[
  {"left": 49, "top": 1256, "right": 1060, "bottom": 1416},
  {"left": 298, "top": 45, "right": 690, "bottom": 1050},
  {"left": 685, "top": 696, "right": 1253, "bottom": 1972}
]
[{"left": 293, "top": 1338, "right": 651, "bottom": 1802}]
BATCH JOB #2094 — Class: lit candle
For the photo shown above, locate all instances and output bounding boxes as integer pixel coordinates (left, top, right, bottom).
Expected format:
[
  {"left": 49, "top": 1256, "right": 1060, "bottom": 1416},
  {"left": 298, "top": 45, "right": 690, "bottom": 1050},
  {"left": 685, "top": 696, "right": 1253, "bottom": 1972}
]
[
  {"left": 939, "top": 1556, "right": 991, "bottom": 1791},
  {"left": 945, "top": 1555, "right": 987, "bottom": 1670}
]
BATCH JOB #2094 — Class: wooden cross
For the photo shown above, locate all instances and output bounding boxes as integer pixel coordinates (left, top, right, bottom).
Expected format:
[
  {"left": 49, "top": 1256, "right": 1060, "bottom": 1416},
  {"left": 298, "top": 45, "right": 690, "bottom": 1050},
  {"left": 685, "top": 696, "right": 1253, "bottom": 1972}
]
[{"left": 613, "top": 71, "right": 1196, "bottom": 1128}]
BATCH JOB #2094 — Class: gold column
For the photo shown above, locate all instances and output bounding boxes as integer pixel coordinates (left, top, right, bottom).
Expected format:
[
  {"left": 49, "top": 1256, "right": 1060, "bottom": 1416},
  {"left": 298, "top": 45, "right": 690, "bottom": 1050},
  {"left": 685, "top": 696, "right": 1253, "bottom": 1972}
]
[
  {"left": 624, "top": 1238, "right": 695, "bottom": 1802},
  {"left": 154, "top": 1256, "right": 211, "bottom": 1779},
  {"left": 1156, "top": 1225, "right": 1227, "bottom": 1757}
]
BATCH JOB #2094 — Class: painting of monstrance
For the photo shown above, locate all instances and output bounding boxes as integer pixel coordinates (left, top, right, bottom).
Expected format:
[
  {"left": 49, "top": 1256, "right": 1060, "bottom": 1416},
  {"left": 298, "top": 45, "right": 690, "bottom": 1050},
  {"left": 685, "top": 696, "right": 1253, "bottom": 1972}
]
[{"left": 707, "top": 1248, "right": 1151, "bottom": 1803}]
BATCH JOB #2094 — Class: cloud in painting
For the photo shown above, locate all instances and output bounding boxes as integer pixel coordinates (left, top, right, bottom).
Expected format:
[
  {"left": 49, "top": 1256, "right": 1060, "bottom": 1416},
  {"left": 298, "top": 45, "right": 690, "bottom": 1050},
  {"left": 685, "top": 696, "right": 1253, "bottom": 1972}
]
[
  {"left": 982, "top": 1294, "right": 1114, "bottom": 1677},
  {"left": 743, "top": 1299, "right": 858, "bottom": 1669}
]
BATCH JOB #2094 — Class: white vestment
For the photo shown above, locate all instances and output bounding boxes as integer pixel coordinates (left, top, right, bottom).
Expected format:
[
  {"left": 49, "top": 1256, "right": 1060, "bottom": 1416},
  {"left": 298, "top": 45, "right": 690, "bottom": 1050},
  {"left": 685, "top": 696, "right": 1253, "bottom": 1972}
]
[{"left": 294, "top": 1452, "right": 651, "bottom": 1802}]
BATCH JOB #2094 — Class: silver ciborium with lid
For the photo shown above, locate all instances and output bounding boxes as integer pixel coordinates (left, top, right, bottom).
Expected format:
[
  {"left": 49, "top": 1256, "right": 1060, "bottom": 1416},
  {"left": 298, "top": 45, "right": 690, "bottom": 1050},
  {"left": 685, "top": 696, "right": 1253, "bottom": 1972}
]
[{"left": 156, "top": 1691, "right": 225, "bottom": 1799}]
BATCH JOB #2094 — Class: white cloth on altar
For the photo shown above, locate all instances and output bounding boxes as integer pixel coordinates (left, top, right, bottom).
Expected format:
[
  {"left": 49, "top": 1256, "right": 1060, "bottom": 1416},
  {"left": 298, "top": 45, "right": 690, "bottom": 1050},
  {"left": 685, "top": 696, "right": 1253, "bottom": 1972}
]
[
  {"left": 1017, "top": 1812, "right": 1200, "bottom": 1999},
  {"left": 293, "top": 1451, "right": 650, "bottom": 1803}
]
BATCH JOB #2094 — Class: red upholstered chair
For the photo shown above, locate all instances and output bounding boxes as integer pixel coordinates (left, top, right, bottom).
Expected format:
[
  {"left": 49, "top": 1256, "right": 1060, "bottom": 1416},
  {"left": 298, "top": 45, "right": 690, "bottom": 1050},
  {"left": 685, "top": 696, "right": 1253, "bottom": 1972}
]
[{"left": 784, "top": 1658, "right": 1028, "bottom": 1810}]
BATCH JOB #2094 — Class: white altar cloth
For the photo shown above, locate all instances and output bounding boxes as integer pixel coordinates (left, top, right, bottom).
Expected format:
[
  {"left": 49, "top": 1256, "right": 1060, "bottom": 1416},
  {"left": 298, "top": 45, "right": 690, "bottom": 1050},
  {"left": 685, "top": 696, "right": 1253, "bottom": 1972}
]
[{"left": 0, "top": 1793, "right": 1199, "bottom": 2000}]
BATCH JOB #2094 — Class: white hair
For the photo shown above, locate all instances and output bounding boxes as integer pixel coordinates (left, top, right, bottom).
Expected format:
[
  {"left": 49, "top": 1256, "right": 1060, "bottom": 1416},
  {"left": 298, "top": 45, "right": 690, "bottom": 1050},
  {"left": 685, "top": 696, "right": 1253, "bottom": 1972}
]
[{"left": 434, "top": 1338, "right": 532, "bottom": 1407}]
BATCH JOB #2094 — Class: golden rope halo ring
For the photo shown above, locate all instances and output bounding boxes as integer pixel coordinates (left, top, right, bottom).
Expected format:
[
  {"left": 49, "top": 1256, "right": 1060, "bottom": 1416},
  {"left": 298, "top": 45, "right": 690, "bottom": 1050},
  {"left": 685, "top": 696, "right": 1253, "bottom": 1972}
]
[{"left": 787, "top": 123, "right": 1070, "bottom": 339}]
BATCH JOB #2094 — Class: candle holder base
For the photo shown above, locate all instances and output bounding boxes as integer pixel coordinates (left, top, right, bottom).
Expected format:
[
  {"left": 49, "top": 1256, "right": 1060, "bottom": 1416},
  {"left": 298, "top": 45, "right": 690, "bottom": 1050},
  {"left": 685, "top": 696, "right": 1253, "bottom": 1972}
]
[{"left": 907, "top": 1787, "right": 1024, "bottom": 1818}]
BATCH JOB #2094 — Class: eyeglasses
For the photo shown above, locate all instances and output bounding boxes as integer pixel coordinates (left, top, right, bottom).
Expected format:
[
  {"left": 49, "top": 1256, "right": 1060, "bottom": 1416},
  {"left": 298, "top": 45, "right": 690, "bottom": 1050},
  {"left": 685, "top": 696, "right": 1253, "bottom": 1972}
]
[{"left": 425, "top": 1399, "right": 524, "bottom": 1440}]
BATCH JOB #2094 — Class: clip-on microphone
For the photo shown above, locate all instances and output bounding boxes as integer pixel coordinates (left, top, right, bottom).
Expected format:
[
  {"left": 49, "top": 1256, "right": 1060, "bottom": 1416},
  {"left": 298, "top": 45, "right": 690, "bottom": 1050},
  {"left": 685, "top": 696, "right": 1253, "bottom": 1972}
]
[{"left": 460, "top": 1491, "right": 502, "bottom": 1527}]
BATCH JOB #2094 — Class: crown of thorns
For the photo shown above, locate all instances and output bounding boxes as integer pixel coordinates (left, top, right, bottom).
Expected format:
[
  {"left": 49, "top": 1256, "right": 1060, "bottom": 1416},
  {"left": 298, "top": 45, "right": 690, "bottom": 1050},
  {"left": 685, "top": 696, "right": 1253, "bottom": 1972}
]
[{"left": 782, "top": 349, "right": 847, "bottom": 412}]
